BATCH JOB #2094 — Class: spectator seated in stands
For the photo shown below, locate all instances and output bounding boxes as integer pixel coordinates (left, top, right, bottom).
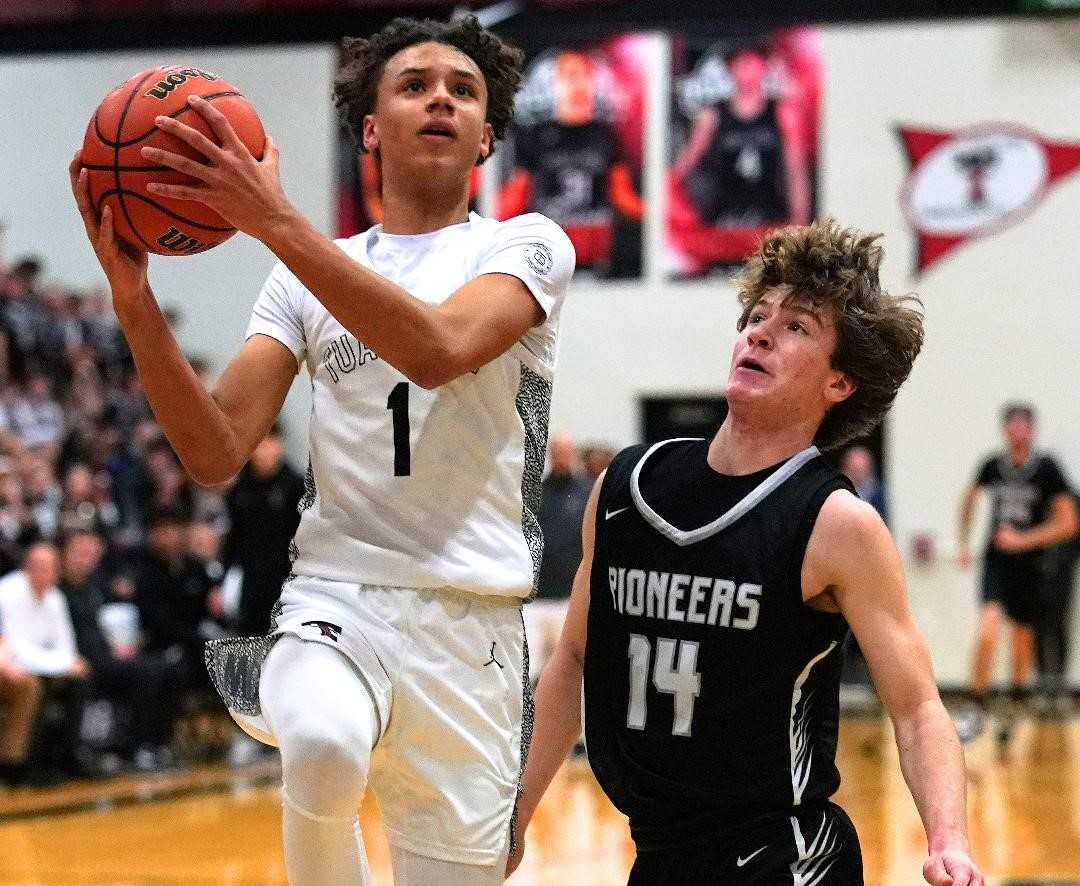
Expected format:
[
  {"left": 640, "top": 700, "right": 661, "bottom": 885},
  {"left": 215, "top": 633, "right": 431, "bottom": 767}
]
[
  {"left": 223, "top": 424, "right": 303, "bottom": 636},
  {"left": 0, "top": 542, "right": 90, "bottom": 782},
  {"left": 57, "top": 462, "right": 121, "bottom": 538},
  {"left": 60, "top": 529, "right": 181, "bottom": 772},
  {"left": 129, "top": 504, "right": 221, "bottom": 696},
  {"left": 0, "top": 455, "right": 35, "bottom": 574}
]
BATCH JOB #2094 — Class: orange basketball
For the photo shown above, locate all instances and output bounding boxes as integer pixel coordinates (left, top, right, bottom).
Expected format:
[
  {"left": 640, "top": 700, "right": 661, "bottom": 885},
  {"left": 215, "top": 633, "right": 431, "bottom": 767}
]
[{"left": 80, "top": 65, "right": 266, "bottom": 256}]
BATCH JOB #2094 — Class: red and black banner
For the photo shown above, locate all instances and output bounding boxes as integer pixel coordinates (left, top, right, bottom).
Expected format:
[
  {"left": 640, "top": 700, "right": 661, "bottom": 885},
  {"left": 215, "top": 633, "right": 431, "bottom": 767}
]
[{"left": 897, "top": 123, "right": 1080, "bottom": 274}]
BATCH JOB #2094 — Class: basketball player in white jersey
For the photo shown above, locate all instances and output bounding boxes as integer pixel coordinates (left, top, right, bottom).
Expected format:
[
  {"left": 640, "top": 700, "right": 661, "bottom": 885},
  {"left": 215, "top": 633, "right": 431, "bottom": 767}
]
[{"left": 71, "top": 16, "right": 574, "bottom": 885}]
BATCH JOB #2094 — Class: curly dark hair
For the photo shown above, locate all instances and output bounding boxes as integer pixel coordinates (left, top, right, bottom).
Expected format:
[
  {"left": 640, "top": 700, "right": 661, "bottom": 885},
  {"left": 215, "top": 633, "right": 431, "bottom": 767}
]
[
  {"left": 734, "top": 219, "right": 925, "bottom": 450},
  {"left": 334, "top": 15, "right": 524, "bottom": 165}
]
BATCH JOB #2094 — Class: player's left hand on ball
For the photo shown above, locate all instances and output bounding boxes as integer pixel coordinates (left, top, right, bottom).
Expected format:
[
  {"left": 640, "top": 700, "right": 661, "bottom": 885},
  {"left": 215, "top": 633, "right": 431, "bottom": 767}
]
[
  {"left": 923, "top": 849, "right": 985, "bottom": 885},
  {"left": 142, "top": 95, "right": 294, "bottom": 241}
]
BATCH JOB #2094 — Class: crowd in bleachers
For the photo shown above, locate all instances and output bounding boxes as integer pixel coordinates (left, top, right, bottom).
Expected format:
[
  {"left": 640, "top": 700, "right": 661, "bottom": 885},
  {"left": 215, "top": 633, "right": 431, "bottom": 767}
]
[{"left": 0, "top": 252, "right": 304, "bottom": 787}]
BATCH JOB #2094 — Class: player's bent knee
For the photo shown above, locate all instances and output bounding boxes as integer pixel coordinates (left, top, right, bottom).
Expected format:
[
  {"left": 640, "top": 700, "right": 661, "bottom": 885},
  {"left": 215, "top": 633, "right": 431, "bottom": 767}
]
[{"left": 279, "top": 723, "right": 371, "bottom": 815}]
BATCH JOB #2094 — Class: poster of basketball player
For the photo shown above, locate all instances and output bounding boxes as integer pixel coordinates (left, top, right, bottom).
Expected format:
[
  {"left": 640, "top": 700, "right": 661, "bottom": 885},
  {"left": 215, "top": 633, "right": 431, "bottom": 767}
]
[
  {"left": 493, "top": 34, "right": 650, "bottom": 279},
  {"left": 667, "top": 28, "right": 823, "bottom": 277}
]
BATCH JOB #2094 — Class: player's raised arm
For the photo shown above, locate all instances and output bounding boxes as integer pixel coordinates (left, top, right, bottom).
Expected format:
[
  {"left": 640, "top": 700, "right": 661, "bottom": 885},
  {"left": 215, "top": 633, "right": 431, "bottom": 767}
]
[
  {"left": 70, "top": 152, "right": 298, "bottom": 487},
  {"left": 956, "top": 482, "right": 981, "bottom": 567},
  {"left": 143, "top": 103, "right": 563, "bottom": 389},
  {"left": 270, "top": 214, "right": 542, "bottom": 387},
  {"left": 257, "top": 210, "right": 566, "bottom": 389},
  {"left": 506, "top": 470, "right": 603, "bottom": 879},
  {"left": 804, "top": 490, "right": 985, "bottom": 886}
]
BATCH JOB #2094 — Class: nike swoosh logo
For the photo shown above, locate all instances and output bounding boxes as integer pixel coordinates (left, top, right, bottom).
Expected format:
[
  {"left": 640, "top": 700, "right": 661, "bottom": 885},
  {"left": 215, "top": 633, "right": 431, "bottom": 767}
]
[
  {"left": 736, "top": 845, "right": 768, "bottom": 867},
  {"left": 605, "top": 507, "right": 629, "bottom": 520}
]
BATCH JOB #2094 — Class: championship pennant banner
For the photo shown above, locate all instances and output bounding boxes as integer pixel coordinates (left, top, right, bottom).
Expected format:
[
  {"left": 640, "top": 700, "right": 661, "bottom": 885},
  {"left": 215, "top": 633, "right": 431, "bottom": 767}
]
[{"left": 897, "top": 124, "right": 1080, "bottom": 273}]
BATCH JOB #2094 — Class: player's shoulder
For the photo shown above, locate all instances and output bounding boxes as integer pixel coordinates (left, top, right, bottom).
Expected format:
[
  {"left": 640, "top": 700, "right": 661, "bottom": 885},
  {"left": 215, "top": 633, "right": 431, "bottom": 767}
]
[
  {"left": 601, "top": 440, "right": 690, "bottom": 494},
  {"left": 488, "top": 212, "right": 573, "bottom": 249},
  {"left": 609, "top": 442, "right": 655, "bottom": 474},
  {"left": 333, "top": 231, "right": 369, "bottom": 259},
  {"left": 814, "top": 487, "right": 888, "bottom": 549}
]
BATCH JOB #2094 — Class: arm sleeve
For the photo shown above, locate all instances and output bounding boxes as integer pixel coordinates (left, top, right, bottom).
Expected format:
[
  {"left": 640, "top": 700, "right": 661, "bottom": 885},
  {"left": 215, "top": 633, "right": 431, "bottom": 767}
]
[
  {"left": 974, "top": 457, "right": 996, "bottom": 487},
  {"left": 475, "top": 213, "right": 576, "bottom": 320},
  {"left": 246, "top": 261, "right": 307, "bottom": 363},
  {"left": 1042, "top": 457, "right": 1069, "bottom": 497}
]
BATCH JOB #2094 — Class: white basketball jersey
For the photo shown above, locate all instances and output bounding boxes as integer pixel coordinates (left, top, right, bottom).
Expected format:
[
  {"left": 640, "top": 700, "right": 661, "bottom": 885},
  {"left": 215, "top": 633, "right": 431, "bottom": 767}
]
[{"left": 247, "top": 212, "right": 575, "bottom": 599}]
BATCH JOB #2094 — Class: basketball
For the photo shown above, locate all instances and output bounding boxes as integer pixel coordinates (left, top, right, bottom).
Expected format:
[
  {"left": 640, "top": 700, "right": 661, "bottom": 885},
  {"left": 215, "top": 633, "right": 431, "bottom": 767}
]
[{"left": 80, "top": 65, "right": 266, "bottom": 256}]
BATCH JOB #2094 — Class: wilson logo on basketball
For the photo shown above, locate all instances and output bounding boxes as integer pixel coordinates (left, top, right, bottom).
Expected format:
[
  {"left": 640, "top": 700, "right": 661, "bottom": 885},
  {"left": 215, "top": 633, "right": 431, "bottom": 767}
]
[
  {"left": 145, "top": 68, "right": 219, "bottom": 100},
  {"left": 898, "top": 123, "right": 1080, "bottom": 273},
  {"left": 156, "top": 226, "right": 209, "bottom": 254}
]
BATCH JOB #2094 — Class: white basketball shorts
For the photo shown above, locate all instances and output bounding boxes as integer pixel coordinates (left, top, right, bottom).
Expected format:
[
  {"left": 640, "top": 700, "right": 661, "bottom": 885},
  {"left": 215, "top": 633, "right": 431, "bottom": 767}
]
[{"left": 209, "top": 574, "right": 530, "bottom": 866}]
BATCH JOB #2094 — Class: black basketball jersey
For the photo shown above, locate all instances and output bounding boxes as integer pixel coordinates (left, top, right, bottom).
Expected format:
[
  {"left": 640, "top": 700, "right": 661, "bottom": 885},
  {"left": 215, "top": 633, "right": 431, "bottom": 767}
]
[
  {"left": 583, "top": 438, "right": 854, "bottom": 851},
  {"left": 974, "top": 452, "right": 1068, "bottom": 569},
  {"left": 687, "top": 99, "right": 787, "bottom": 227}
]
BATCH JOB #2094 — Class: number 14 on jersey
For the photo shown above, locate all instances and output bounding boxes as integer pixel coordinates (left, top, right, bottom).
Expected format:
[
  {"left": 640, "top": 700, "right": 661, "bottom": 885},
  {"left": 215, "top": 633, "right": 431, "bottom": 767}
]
[{"left": 627, "top": 634, "right": 702, "bottom": 737}]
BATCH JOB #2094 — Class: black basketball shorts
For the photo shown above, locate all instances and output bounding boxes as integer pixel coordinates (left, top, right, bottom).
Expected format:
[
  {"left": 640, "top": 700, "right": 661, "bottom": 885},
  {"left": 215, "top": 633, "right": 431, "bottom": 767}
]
[
  {"left": 981, "top": 559, "right": 1039, "bottom": 626},
  {"left": 627, "top": 801, "right": 863, "bottom": 885}
]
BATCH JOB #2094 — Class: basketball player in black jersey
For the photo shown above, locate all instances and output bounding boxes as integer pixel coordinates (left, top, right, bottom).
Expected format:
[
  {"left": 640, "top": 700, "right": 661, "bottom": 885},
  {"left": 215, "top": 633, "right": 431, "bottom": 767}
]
[
  {"left": 510, "top": 221, "right": 984, "bottom": 885},
  {"left": 957, "top": 403, "right": 1077, "bottom": 743}
]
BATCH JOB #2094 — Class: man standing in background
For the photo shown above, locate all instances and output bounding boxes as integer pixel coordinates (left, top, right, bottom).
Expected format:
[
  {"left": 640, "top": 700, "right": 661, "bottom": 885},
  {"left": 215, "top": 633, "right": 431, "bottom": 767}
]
[
  {"left": 529, "top": 433, "right": 592, "bottom": 683},
  {"left": 958, "top": 402, "right": 1078, "bottom": 746},
  {"left": 840, "top": 445, "right": 886, "bottom": 524},
  {"left": 223, "top": 425, "right": 303, "bottom": 637}
]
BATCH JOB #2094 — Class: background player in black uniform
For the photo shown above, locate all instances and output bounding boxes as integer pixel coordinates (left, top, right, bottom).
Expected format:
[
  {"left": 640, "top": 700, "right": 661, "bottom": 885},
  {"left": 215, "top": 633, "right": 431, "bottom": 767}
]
[
  {"left": 957, "top": 403, "right": 1078, "bottom": 742},
  {"left": 510, "top": 220, "right": 983, "bottom": 885}
]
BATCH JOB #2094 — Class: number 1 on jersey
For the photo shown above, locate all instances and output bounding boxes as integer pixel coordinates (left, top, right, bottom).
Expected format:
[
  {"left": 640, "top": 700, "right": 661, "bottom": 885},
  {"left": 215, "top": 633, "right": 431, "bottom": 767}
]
[
  {"left": 386, "top": 382, "right": 411, "bottom": 476},
  {"left": 627, "top": 634, "right": 702, "bottom": 736}
]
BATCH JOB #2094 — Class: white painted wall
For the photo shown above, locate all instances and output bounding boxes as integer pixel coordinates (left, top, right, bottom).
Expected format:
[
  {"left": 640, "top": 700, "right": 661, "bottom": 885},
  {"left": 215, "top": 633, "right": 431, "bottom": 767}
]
[{"left": 4, "top": 19, "right": 1080, "bottom": 685}]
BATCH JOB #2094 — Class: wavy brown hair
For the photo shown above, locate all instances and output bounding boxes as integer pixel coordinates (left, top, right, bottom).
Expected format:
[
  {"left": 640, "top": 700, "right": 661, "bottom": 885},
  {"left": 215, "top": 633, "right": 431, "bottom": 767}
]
[
  {"left": 735, "top": 219, "right": 924, "bottom": 450},
  {"left": 334, "top": 15, "right": 524, "bottom": 165}
]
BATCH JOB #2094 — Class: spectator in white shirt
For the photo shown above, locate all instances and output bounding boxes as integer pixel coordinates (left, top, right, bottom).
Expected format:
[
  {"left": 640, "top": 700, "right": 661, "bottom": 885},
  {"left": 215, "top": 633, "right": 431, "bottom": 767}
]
[{"left": 0, "top": 542, "right": 89, "bottom": 780}]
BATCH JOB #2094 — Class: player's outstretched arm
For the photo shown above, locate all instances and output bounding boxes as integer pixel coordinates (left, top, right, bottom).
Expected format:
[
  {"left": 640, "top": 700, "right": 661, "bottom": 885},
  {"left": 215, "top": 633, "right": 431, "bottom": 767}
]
[
  {"left": 506, "top": 472, "right": 603, "bottom": 880},
  {"left": 804, "top": 491, "right": 985, "bottom": 886},
  {"left": 956, "top": 484, "right": 980, "bottom": 567},
  {"left": 71, "top": 150, "right": 298, "bottom": 486},
  {"left": 261, "top": 214, "right": 549, "bottom": 389}
]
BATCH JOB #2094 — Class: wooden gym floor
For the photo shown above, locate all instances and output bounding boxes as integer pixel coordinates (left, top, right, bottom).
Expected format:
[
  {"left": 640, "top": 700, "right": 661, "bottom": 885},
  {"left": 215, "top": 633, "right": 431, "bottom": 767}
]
[{"left": 0, "top": 716, "right": 1077, "bottom": 885}]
